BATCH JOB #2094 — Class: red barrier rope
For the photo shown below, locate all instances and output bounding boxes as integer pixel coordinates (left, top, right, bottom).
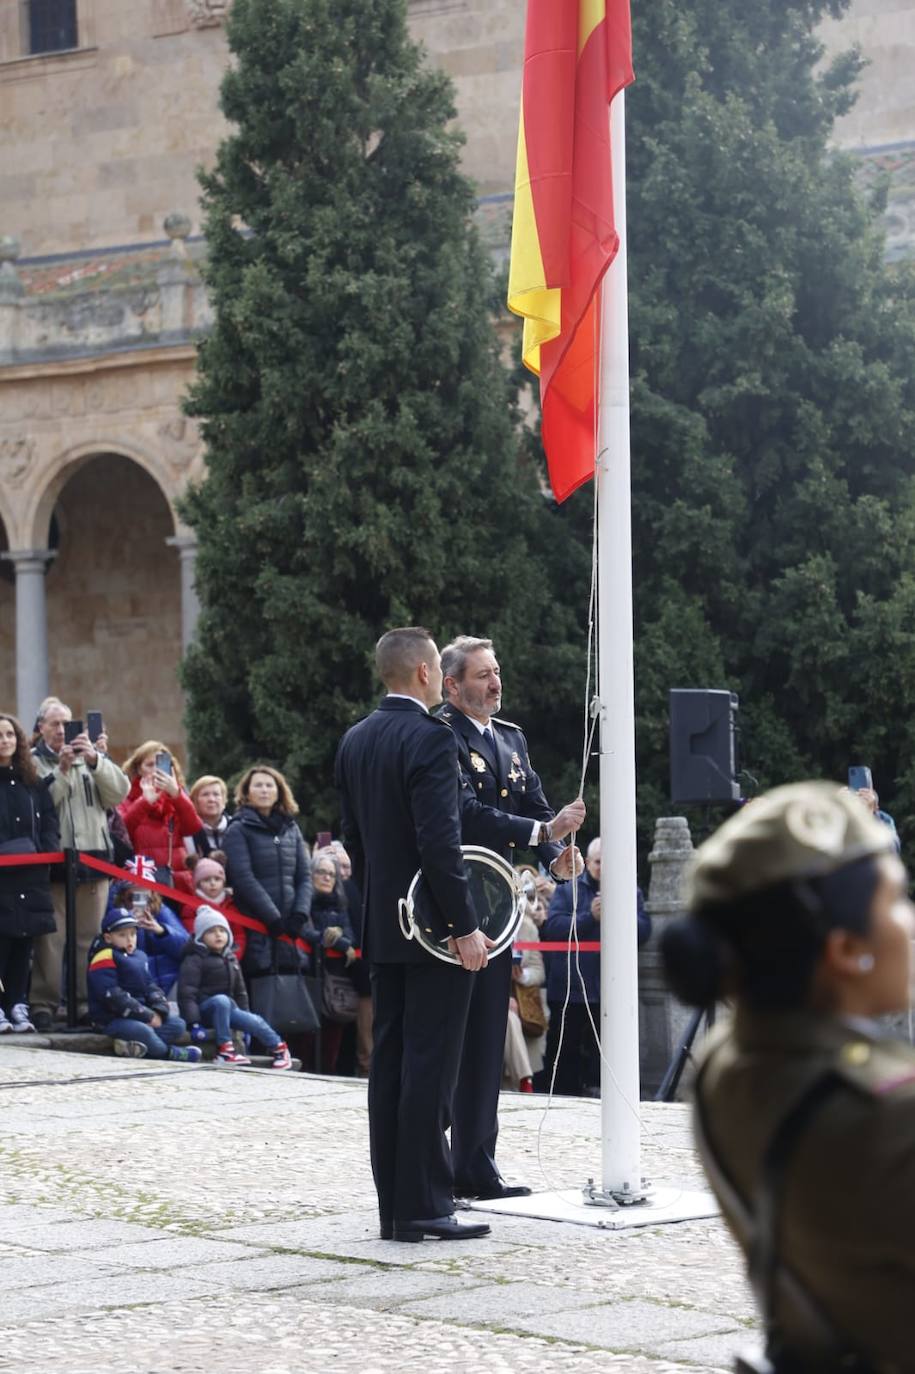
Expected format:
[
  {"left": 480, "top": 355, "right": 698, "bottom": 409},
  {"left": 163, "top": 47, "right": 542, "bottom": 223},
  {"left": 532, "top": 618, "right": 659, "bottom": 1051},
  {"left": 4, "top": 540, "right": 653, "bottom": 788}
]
[
  {"left": 0, "top": 853, "right": 598, "bottom": 953},
  {"left": 0, "top": 851, "right": 65, "bottom": 866}
]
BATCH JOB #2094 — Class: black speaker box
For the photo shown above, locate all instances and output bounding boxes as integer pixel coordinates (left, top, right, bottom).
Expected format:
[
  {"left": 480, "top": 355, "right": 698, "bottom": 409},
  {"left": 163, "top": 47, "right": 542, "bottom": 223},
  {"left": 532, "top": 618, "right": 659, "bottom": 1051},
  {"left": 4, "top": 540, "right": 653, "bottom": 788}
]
[{"left": 669, "top": 689, "right": 741, "bottom": 805}]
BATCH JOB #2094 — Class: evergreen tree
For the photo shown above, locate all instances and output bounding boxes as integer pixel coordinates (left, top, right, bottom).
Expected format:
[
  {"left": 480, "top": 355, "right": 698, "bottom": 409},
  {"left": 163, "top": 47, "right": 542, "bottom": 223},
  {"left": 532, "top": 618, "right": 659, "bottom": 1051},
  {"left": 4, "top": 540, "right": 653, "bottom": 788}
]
[
  {"left": 181, "top": 0, "right": 590, "bottom": 828},
  {"left": 538, "top": 0, "right": 915, "bottom": 847}
]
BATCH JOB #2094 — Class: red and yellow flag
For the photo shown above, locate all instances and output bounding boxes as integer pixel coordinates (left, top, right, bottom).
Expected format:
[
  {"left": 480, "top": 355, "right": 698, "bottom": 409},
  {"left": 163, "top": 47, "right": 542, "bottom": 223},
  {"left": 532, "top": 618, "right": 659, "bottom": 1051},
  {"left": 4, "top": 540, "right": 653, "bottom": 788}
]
[{"left": 508, "top": 0, "right": 633, "bottom": 502}]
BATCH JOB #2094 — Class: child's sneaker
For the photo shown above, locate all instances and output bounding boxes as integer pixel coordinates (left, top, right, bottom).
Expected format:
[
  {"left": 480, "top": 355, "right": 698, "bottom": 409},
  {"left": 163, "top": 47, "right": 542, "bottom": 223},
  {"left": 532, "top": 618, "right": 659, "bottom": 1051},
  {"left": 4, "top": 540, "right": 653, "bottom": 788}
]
[
  {"left": 0, "top": 1009, "right": 13, "bottom": 1034},
  {"left": 113, "top": 1039, "right": 147, "bottom": 1058},
  {"left": 215, "top": 1041, "right": 251, "bottom": 1066},
  {"left": 271, "top": 1041, "right": 292, "bottom": 1071},
  {"left": 168, "top": 1045, "right": 202, "bottom": 1064},
  {"left": 9, "top": 1004, "right": 35, "bottom": 1033}
]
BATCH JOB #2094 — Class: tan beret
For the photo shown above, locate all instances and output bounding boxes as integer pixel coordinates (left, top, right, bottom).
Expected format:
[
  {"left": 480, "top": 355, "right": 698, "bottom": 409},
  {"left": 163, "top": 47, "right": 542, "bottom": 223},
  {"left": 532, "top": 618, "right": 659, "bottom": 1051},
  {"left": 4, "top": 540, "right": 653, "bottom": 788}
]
[{"left": 687, "top": 781, "right": 895, "bottom": 909}]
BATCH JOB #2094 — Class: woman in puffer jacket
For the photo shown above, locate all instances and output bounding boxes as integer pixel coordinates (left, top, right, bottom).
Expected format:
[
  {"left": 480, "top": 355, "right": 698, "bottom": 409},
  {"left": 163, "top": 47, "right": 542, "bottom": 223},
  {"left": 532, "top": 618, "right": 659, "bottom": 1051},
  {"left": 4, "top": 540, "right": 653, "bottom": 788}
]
[
  {"left": 221, "top": 765, "right": 314, "bottom": 982},
  {"left": 0, "top": 714, "right": 59, "bottom": 1033}
]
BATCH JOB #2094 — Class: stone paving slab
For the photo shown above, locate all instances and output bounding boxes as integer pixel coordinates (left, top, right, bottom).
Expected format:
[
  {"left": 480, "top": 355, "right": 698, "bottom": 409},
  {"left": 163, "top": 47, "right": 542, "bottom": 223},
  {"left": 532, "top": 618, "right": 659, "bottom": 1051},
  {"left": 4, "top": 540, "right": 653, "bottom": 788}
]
[{"left": 0, "top": 1042, "right": 748, "bottom": 1372}]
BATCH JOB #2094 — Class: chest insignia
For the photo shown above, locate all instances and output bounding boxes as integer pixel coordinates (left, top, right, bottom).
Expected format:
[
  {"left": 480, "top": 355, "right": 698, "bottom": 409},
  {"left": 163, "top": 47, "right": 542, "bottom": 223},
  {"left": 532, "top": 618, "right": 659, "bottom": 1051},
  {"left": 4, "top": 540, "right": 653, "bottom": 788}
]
[
  {"left": 470, "top": 751, "right": 487, "bottom": 773},
  {"left": 508, "top": 752, "right": 525, "bottom": 783}
]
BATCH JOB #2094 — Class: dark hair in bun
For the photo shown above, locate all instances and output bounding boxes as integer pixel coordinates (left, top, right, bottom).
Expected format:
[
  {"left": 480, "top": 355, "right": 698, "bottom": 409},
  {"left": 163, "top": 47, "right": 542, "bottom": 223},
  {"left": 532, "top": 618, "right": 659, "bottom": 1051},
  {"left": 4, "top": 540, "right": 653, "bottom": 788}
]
[{"left": 661, "top": 856, "right": 881, "bottom": 1011}]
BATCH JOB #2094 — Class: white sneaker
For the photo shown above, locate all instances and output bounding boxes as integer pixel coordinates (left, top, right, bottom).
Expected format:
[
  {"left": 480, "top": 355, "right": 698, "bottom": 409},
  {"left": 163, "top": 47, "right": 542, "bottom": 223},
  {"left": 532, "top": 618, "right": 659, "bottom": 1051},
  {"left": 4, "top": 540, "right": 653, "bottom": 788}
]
[
  {"left": 113, "top": 1039, "right": 148, "bottom": 1058},
  {"left": 0, "top": 1010, "right": 12, "bottom": 1034},
  {"left": 9, "top": 1004, "right": 35, "bottom": 1033}
]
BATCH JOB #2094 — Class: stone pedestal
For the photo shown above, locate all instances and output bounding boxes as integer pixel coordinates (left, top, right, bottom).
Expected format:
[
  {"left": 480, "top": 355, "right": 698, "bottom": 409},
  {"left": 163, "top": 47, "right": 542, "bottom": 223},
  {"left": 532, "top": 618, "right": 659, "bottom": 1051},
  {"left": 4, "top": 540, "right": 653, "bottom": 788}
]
[
  {"left": 638, "top": 816, "right": 702, "bottom": 1097},
  {"left": 1, "top": 548, "right": 55, "bottom": 727}
]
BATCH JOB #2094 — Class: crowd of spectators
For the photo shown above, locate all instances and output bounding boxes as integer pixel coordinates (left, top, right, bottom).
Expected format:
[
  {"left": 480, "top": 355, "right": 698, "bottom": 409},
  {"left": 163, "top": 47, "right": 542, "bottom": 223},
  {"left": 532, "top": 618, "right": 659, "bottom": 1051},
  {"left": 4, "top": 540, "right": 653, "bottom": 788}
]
[{"left": 2, "top": 692, "right": 663, "bottom": 1093}]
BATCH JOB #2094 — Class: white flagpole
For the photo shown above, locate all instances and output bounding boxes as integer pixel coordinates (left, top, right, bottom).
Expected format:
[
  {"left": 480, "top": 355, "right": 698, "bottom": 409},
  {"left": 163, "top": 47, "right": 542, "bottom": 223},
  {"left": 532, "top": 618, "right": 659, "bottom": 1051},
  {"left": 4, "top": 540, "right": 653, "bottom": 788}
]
[{"left": 596, "top": 87, "right": 643, "bottom": 1200}]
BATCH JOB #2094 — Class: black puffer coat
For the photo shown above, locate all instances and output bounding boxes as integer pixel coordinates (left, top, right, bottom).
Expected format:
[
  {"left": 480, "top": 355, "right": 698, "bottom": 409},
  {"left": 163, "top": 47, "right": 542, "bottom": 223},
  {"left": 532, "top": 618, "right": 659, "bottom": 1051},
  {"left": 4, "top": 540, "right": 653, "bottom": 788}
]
[
  {"left": 222, "top": 807, "right": 314, "bottom": 976},
  {"left": 0, "top": 767, "right": 59, "bottom": 938},
  {"left": 177, "top": 939, "right": 248, "bottom": 1026}
]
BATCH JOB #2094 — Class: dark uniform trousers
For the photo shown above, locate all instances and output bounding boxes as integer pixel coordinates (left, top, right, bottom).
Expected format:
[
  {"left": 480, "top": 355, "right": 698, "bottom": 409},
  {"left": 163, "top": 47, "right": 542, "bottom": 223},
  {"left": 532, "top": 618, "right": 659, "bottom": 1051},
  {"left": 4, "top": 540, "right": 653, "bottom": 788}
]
[
  {"left": 370, "top": 961, "right": 474, "bottom": 1225},
  {"left": 439, "top": 706, "right": 561, "bottom": 1195},
  {"left": 336, "top": 697, "right": 481, "bottom": 1230}
]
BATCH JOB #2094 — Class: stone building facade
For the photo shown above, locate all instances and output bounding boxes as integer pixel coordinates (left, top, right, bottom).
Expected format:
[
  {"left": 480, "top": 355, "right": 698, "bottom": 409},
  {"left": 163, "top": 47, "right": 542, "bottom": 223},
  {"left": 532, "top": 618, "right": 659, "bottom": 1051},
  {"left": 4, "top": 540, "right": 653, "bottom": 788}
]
[{"left": 1, "top": 0, "right": 913, "bottom": 758}]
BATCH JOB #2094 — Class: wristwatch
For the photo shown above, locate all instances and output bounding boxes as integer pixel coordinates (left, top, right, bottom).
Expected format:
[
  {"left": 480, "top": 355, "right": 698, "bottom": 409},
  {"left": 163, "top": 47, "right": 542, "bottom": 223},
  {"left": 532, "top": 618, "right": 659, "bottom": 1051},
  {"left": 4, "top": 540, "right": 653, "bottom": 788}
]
[{"left": 539, "top": 820, "right": 553, "bottom": 844}]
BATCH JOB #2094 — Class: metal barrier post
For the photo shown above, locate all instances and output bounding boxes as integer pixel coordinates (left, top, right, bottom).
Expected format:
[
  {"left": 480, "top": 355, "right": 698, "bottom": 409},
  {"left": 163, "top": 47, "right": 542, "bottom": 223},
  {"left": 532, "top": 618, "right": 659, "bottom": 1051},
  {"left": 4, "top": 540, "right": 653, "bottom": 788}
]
[{"left": 64, "top": 848, "right": 79, "bottom": 1029}]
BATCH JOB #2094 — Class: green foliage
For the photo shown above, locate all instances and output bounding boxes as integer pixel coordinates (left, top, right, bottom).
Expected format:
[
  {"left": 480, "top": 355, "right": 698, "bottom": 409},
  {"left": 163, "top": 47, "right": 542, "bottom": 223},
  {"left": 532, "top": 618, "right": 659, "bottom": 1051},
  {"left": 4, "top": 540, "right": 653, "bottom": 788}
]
[
  {"left": 622, "top": 0, "right": 915, "bottom": 845},
  {"left": 181, "top": 0, "right": 589, "bottom": 830}
]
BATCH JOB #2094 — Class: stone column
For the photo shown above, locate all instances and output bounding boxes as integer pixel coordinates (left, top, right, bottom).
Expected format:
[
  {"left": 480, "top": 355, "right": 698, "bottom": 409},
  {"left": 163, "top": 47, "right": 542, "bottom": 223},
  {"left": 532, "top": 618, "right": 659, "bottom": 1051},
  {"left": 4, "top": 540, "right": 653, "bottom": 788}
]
[
  {"left": 1, "top": 549, "right": 56, "bottom": 726},
  {"left": 166, "top": 534, "right": 200, "bottom": 651},
  {"left": 638, "top": 816, "right": 699, "bottom": 1097}
]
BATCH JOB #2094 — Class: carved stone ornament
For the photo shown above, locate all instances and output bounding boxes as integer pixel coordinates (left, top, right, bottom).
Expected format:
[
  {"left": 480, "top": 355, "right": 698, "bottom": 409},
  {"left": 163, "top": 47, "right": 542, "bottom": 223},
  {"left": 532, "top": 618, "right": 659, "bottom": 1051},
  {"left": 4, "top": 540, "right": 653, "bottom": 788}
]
[
  {"left": 186, "top": 0, "right": 229, "bottom": 26},
  {"left": 158, "top": 417, "right": 201, "bottom": 477},
  {"left": 0, "top": 438, "right": 34, "bottom": 485}
]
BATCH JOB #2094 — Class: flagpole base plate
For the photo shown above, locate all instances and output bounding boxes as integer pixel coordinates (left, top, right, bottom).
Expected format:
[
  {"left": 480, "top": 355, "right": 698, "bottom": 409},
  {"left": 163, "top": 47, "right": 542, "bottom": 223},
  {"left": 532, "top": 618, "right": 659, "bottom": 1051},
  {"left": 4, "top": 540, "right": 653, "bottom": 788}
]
[{"left": 466, "top": 1183, "right": 718, "bottom": 1231}]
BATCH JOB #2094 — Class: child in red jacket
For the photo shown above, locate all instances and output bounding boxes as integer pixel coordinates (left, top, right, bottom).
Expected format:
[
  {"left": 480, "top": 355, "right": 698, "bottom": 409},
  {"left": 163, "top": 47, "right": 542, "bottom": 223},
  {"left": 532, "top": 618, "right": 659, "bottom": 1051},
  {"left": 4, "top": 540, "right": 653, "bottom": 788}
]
[{"left": 182, "top": 852, "right": 250, "bottom": 962}]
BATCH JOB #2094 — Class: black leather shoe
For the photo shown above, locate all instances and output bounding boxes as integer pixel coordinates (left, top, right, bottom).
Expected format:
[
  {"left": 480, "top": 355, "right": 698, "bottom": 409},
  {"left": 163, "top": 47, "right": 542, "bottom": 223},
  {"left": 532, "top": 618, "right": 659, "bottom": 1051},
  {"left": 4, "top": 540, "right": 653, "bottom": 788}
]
[
  {"left": 392, "top": 1215, "right": 491, "bottom": 1243},
  {"left": 458, "top": 1180, "right": 532, "bottom": 1201}
]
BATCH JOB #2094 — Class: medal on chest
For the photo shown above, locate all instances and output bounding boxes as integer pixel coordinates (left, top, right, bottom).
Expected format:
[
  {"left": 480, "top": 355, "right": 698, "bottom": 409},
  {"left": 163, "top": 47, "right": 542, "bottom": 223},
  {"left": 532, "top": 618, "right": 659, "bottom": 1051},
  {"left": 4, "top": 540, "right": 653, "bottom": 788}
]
[{"left": 469, "top": 751, "right": 487, "bottom": 773}]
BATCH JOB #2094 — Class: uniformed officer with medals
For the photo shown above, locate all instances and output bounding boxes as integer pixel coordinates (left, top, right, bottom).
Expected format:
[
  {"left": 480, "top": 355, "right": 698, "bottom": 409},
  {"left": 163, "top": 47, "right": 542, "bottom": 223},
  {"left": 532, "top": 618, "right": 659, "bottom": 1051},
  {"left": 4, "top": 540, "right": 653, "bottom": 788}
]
[
  {"left": 439, "top": 635, "right": 585, "bottom": 1201},
  {"left": 662, "top": 782, "right": 915, "bottom": 1373}
]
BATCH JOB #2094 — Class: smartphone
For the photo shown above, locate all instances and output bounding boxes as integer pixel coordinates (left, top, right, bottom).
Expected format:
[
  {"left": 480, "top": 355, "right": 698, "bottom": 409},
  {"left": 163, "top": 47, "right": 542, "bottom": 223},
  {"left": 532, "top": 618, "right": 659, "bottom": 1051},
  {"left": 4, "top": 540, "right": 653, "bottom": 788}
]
[
  {"left": 848, "top": 765, "right": 873, "bottom": 792},
  {"left": 316, "top": 830, "right": 332, "bottom": 850},
  {"left": 155, "top": 750, "right": 172, "bottom": 775},
  {"left": 63, "top": 719, "right": 84, "bottom": 745},
  {"left": 86, "top": 710, "right": 103, "bottom": 743}
]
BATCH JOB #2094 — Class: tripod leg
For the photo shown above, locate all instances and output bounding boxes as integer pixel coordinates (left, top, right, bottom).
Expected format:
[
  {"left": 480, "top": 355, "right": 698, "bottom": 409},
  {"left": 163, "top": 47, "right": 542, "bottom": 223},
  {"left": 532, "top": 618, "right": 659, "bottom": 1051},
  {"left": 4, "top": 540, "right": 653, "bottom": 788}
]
[{"left": 654, "top": 1006, "right": 706, "bottom": 1103}]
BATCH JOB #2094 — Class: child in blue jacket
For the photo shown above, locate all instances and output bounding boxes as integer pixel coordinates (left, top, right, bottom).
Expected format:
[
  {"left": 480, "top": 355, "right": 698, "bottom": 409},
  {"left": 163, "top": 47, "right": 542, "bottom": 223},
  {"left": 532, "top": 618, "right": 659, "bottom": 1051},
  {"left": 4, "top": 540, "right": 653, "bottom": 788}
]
[{"left": 87, "top": 908, "right": 201, "bottom": 1062}]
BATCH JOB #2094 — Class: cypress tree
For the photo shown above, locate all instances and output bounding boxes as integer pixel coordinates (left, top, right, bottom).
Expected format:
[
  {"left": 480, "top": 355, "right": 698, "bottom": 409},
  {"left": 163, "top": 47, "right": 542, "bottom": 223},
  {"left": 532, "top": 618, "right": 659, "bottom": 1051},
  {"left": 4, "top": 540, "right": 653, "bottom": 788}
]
[
  {"left": 619, "top": 0, "right": 915, "bottom": 841},
  {"left": 181, "top": 0, "right": 589, "bottom": 827}
]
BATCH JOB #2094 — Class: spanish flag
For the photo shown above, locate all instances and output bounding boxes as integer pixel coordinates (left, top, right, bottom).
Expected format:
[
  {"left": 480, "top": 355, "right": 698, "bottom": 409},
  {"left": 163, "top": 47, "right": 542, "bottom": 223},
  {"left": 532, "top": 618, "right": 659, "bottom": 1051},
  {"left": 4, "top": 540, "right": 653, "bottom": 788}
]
[{"left": 508, "top": 0, "right": 633, "bottom": 502}]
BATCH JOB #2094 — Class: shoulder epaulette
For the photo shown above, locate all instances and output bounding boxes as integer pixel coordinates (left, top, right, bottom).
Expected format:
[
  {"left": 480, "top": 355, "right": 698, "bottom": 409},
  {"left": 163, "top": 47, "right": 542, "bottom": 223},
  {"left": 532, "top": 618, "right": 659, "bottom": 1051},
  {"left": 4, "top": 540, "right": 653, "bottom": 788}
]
[
  {"left": 492, "top": 716, "right": 523, "bottom": 732},
  {"left": 835, "top": 1039, "right": 915, "bottom": 1097}
]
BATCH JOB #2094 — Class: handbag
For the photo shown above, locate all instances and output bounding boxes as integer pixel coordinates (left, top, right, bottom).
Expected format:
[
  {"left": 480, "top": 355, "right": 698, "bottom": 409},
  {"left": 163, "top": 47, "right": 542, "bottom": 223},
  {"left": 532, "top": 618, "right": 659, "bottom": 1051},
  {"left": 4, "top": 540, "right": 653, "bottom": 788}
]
[
  {"left": 515, "top": 980, "right": 547, "bottom": 1038},
  {"left": 250, "top": 943, "right": 320, "bottom": 1036},
  {"left": 322, "top": 967, "right": 360, "bottom": 1024}
]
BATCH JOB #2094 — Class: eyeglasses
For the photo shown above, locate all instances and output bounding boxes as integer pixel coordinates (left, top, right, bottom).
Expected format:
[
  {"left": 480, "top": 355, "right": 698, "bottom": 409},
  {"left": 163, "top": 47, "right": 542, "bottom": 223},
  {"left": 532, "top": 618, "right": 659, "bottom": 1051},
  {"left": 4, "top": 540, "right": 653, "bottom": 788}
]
[{"left": 315, "top": 869, "right": 335, "bottom": 878}]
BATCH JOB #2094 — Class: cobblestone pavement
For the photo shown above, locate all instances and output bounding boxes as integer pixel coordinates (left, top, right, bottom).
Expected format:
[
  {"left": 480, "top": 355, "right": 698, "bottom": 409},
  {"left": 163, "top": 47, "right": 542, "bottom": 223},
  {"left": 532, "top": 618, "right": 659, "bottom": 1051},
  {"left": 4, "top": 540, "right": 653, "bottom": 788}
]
[{"left": 0, "top": 1043, "right": 756, "bottom": 1373}]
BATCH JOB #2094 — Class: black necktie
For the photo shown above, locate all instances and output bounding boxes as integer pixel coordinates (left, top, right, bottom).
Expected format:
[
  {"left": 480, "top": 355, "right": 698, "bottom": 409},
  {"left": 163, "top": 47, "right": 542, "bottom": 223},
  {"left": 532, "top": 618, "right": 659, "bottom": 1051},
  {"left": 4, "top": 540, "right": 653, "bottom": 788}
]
[{"left": 483, "top": 726, "right": 495, "bottom": 751}]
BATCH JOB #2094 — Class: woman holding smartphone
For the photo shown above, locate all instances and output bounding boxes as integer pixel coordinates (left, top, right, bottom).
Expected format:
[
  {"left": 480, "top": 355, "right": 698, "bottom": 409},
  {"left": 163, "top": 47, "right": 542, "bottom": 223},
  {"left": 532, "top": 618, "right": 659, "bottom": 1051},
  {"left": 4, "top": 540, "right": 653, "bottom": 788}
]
[{"left": 119, "top": 741, "right": 202, "bottom": 879}]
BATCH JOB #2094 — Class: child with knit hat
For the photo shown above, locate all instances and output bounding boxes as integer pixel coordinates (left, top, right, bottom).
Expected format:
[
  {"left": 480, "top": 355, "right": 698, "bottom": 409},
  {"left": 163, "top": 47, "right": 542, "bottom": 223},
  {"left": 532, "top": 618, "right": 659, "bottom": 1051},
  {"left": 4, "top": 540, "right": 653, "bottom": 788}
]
[{"left": 177, "top": 906, "right": 291, "bottom": 1069}]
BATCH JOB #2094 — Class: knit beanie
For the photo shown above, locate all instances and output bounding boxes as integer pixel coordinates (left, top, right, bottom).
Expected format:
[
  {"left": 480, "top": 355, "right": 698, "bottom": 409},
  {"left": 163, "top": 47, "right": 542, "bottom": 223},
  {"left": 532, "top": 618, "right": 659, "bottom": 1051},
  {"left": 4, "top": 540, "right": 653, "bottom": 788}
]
[
  {"left": 193, "top": 857, "right": 226, "bottom": 887},
  {"left": 194, "top": 906, "right": 233, "bottom": 944}
]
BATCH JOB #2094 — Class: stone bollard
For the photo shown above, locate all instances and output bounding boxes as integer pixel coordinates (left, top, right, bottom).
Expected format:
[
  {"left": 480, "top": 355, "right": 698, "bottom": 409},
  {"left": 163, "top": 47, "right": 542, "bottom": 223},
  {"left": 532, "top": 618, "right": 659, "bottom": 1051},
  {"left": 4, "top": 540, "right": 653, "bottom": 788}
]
[{"left": 638, "top": 816, "right": 702, "bottom": 1097}]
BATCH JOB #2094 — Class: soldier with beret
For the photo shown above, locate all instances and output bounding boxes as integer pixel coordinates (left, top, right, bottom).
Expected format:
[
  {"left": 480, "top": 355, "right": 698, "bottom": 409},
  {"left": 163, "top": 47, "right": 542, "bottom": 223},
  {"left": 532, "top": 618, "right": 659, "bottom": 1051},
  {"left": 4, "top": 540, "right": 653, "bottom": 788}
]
[
  {"left": 439, "top": 635, "right": 584, "bottom": 1200},
  {"left": 662, "top": 781, "right": 915, "bottom": 1373}
]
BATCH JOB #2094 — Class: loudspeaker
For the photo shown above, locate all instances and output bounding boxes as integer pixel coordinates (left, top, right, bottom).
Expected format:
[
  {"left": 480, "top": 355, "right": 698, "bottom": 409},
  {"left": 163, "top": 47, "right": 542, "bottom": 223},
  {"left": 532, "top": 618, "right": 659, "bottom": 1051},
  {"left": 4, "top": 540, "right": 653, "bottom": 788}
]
[{"left": 669, "top": 689, "right": 741, "bottom": 805}]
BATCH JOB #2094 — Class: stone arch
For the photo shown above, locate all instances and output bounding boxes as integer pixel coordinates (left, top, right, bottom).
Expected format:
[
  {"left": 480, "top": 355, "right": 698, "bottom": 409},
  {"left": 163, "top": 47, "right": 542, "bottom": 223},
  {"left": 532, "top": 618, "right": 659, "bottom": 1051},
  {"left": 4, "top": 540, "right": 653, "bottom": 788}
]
[
  {"left": 35, "top": 449, "right": 188, "bottom": 760},
  {"left": 26, "top": 438, "right": 183, "bottom": 549}
]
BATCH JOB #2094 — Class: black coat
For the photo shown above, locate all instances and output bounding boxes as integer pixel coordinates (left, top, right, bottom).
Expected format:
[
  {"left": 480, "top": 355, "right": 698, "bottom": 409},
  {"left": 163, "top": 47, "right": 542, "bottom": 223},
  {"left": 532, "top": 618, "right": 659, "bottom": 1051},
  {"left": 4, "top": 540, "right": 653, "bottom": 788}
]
[
  {"left": 177, "top": 940, "right": 249, "bottom": 1026},
  {"left": 0, "top": 767, "right": 59, "bottom": 939},
  {"left": 335, "top": 696, "right": 478, "bottom": 963},
  {"left": 222, "top": 806, "right": 313, "bottom": 976}
]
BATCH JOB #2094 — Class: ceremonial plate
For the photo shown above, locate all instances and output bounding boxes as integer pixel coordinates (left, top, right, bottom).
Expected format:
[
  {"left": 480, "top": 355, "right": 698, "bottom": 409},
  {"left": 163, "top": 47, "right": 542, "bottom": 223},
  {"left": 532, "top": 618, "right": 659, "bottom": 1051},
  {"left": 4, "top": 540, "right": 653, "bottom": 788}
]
[{"left": 398, "top": 845, "right": 525, "bottom": 965}]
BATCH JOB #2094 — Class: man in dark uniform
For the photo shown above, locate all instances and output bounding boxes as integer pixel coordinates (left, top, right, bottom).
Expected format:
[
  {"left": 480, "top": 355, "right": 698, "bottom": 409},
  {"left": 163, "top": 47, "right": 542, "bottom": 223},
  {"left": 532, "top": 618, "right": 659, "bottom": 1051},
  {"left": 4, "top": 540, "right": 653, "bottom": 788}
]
[
  {"left": 336, "top": 627, "right": 492, "bottom": 1242},
  {"left": 440, "top": 635, "right": 585, "bottom": 1200}
]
